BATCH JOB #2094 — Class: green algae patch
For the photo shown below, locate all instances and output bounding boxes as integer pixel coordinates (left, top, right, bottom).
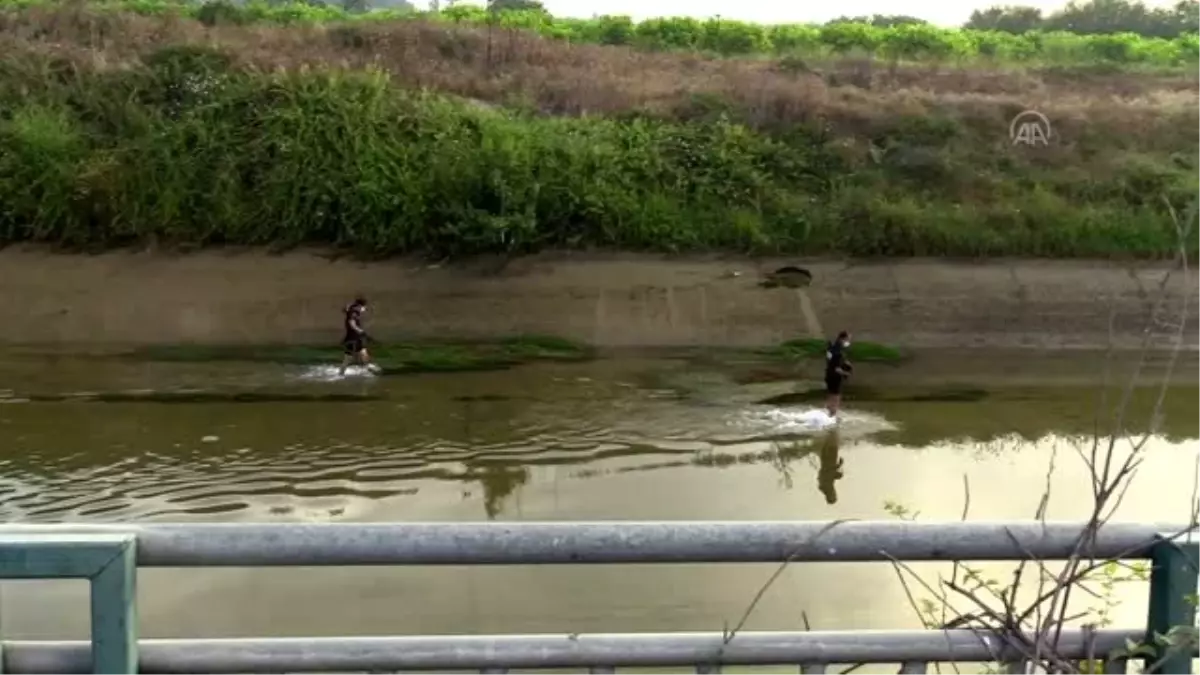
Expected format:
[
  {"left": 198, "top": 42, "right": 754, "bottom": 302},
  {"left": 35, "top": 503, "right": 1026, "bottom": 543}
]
[
  {"left": 752, "top": 382, "right": 1158, "bottom": 406},
  {"left": 756, "top": 384, "right": 991, "bottom": 406},
  {"left": 767, "top": 338, "right": 906, "bottom": 364},
  {"left": 122, "top": 335, "right": 593, "bottom": 374}
]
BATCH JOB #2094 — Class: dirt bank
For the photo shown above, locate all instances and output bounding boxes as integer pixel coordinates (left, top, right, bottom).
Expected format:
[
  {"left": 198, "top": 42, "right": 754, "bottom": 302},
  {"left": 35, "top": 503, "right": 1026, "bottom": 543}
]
[{"left": 0, "top": 249, "right": 1194, "bottom": 350}]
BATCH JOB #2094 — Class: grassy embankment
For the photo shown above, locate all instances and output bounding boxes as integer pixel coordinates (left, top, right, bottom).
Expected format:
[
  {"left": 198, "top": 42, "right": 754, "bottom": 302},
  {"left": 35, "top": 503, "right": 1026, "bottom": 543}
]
[{"left": 0, "top": 0, "right": 1196, "bottom": 261}]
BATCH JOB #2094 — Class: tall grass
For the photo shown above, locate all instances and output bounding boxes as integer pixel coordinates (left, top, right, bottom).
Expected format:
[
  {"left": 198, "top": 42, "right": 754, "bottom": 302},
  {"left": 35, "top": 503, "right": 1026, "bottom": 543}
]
[
  {"left": 0, "top": 4, "right": 1196, "bottom": 259},
  {"left": 0, "top": 52, "right": 805, "bottom": 254},
  {"left": 0, "top": 41, "right": 1193, "bottom": 259},
  {"left": 2, "top": 0, "right": 1195, "bottom": 68}
]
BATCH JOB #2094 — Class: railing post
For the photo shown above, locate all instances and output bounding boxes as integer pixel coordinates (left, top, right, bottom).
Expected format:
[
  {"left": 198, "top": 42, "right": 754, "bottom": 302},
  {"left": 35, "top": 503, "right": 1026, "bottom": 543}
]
[
  {"left": 89, "top": 540, "right": 138, "bottom": 674},
  {"left": 1143, "top": 535, "right": 1199, "bottom": 675},
  {"left": 0, "top": 534, "right": 138, "bottom": 674}
]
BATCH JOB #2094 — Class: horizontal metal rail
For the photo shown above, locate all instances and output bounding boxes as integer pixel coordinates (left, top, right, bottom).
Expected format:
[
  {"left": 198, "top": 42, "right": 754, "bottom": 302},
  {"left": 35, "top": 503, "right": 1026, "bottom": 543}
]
[
  {"left": 0, "top": 629, "right": 1160, "bottom": 673},
  {"left": 0, "top": 522, "right": 1194, "bottom": 674},
  {"left": 0, "top": 521, "right": 1190, "bottom": 566}
]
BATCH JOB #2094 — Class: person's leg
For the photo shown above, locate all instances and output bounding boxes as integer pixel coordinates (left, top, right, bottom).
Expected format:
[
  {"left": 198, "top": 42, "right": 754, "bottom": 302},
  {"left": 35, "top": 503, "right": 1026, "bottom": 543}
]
[
  {"left": 825, "top": 375, "right": 843, "bottom": 416},
  {"left": 339, "top": 340, "right": 356, "bottom": 375},
  {"left": 359, "top": 347, "right": 379, "bottom": 373}
]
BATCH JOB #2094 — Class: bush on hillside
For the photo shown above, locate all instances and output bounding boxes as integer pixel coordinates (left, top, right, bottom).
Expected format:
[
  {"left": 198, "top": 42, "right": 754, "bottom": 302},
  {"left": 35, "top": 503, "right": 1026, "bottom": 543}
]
[
  {"left": 2, "top": 0, "right": 1197, "bottom": 66},
  {"left": 0, "top": 43, "right": 1194, "bottom": 259}
]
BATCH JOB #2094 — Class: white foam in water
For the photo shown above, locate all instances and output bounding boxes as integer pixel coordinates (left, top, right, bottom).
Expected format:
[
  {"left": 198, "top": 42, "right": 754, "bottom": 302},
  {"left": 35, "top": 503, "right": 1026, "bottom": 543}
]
[
  {"left": 736, "top": 406, "right": 897, "bottom": 438},
  {"left": 294, "top": 364, "right": 379, "bottom": 383},
  {"left": 749, "top": 407, "right": 838, "bottom": 432},
  {"left": 792, "top": 408, "right": 839, "bottom": 430}
]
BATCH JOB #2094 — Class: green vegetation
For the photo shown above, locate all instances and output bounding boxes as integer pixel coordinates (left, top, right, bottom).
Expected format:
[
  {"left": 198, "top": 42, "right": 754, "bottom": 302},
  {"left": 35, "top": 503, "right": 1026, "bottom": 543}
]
[
  {"left": 756, "top": 384, "right": 990, "bottom": 405},
  {"left": 122, "top": 335, "right": 593, "bottom": 373},
  {"left": 9, "top": 0, "right": 1195, "bottom": 67},
  {"left": 963, "top": 0, "right": 1198, "bottom": 40},
  {"left": 0, "top": 1, "right": 1196, "bottom": 259},
  {"left": 770, "top": 338, "right": 906, "bottom": 364}
]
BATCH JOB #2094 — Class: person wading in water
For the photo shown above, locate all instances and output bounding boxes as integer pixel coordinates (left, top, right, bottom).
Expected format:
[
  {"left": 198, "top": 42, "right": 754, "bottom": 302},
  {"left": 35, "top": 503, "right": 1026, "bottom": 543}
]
[
  {"left": 339, "top": 296, "right": 379, "bottom": 376},
  {"left": 824, "top": 330, "right": 853, "bottom": 418}
]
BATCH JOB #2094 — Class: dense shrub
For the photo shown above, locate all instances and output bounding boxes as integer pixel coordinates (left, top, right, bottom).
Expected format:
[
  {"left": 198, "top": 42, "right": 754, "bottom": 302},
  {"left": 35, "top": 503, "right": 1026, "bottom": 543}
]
[
  {"left": 0, "top": 2, "right": 1195, "bottom": 259},
  {"left": 2, "top": 0, "right": 1197, "bottom": 66},
  {"left": 0, "top": 42, "right": 1194, "bottom": 259}
]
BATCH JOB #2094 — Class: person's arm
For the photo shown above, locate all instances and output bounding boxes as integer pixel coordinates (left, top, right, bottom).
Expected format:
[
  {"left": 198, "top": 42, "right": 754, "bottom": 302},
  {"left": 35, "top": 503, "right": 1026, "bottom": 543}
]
[{"left": 350, "top": 315, "right": 366, "bottom": 336}]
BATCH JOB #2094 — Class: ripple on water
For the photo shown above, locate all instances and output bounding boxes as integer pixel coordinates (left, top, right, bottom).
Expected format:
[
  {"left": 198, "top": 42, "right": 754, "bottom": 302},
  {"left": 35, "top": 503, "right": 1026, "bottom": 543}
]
[
  {"left": 0, "top": 438, "right": 537, "bottom": 522},
  {"left": 0, "top": 366, "right": 901, "bottom": 522}
]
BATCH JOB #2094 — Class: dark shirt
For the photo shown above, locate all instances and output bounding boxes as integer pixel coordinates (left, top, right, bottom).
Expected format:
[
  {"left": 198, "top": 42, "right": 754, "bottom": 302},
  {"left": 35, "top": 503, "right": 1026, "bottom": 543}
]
[
  {"left": 342, "top": 303, "right": 365, "bottom": 340},
  {"left": 825, "top": 340, "right": 848, "bottom": 379}
]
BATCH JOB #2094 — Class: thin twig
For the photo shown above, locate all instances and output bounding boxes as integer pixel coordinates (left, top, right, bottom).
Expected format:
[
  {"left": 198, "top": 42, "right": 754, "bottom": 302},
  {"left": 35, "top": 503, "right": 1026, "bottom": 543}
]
[
  {"left": 717, "top": 519, "right": 855, "bottom": 652},
  {"left": 716, "top": 197, "right": 1197, "bottom": 675}
]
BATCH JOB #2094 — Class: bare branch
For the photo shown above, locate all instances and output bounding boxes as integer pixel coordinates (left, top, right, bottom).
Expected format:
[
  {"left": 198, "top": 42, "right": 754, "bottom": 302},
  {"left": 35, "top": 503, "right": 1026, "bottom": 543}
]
[
  {"left": 716, "top": 195, "right": 1197, "bottom": 675},
  {"left": 718, "top": 518, "right": 856, "bottom": 653}
]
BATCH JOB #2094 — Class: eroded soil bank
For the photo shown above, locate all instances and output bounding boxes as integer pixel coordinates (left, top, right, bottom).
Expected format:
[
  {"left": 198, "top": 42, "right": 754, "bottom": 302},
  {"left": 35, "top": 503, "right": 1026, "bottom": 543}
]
[{"left": 0, "top": 249, "right": 1194, "bottom": 350}]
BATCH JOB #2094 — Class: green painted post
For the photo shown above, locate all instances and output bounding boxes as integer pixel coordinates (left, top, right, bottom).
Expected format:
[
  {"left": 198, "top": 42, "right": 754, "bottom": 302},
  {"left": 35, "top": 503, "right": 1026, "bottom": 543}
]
[
  {"left": 1143, "top": 535, "right": 1199, "bottom": 675},
  {"left": 0, "top": 535, "right": 138, "bottom": 674}
]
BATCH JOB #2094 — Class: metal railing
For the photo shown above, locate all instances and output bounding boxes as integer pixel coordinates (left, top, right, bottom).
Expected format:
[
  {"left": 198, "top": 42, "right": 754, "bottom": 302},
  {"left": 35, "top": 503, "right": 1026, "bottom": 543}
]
[{"left": 0, "top": 521, "right": 1195, "bottom": 674}]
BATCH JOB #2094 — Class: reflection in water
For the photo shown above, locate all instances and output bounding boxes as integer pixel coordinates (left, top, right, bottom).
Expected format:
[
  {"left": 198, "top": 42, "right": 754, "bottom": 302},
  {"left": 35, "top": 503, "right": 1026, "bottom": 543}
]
[
  {"left": 0, "top": 349, "right": 1193, "bottom": 524},
  {"left": 0, "top": 351, "right": 1196, "bottom": 642},
  {"left": 756, "top": 433, "right": 844, "bottom": 503},
  {"left": 471, "top": 464, "right": 530, "bottom": 519},
  {"left": 459, "top": 394, "right": 532, "bottom": 520},
  {"left": 817, "top": 430, "right": 844, "bottom": 505},
  {"left": 0, "top": 368, "right": 902, "bottom": 522}
]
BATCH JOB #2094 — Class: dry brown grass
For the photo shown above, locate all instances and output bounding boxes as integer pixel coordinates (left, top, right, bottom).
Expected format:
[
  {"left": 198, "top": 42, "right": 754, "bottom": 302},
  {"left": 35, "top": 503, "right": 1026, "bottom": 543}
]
[
  {"left": 0, "top": 4, "right": 1194, "bottom": 258},
  {"left": 0, "top": 3, "right": 1196, "bottom": 163}
]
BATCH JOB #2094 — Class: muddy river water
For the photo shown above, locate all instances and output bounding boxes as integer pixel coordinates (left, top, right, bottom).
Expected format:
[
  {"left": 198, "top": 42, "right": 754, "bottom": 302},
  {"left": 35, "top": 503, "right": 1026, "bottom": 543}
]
[{"left": 0, "top": 347, "right": 1195, "bottom": 647}]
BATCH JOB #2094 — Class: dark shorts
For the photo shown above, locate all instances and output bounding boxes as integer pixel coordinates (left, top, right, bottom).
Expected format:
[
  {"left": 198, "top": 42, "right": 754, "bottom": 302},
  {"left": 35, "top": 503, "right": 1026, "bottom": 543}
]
[
  {"left": 342, "top": 336, "right": 365, "bottom": 355},
  {"left": 825, "top": 373, "right": 844, "bottom": 395}
]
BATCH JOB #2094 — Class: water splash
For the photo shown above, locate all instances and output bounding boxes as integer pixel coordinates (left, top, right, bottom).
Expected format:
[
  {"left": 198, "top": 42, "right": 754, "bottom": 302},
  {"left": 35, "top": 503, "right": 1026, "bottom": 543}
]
[
  {"left": 293, "top": 365, "right": 379, "bottom": 383},
  {"left": 734, "top": 406, "right": 897, "bottom": 438},
  {"left": 0, "top": 358, "right": 907, "bottom": 523}
]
